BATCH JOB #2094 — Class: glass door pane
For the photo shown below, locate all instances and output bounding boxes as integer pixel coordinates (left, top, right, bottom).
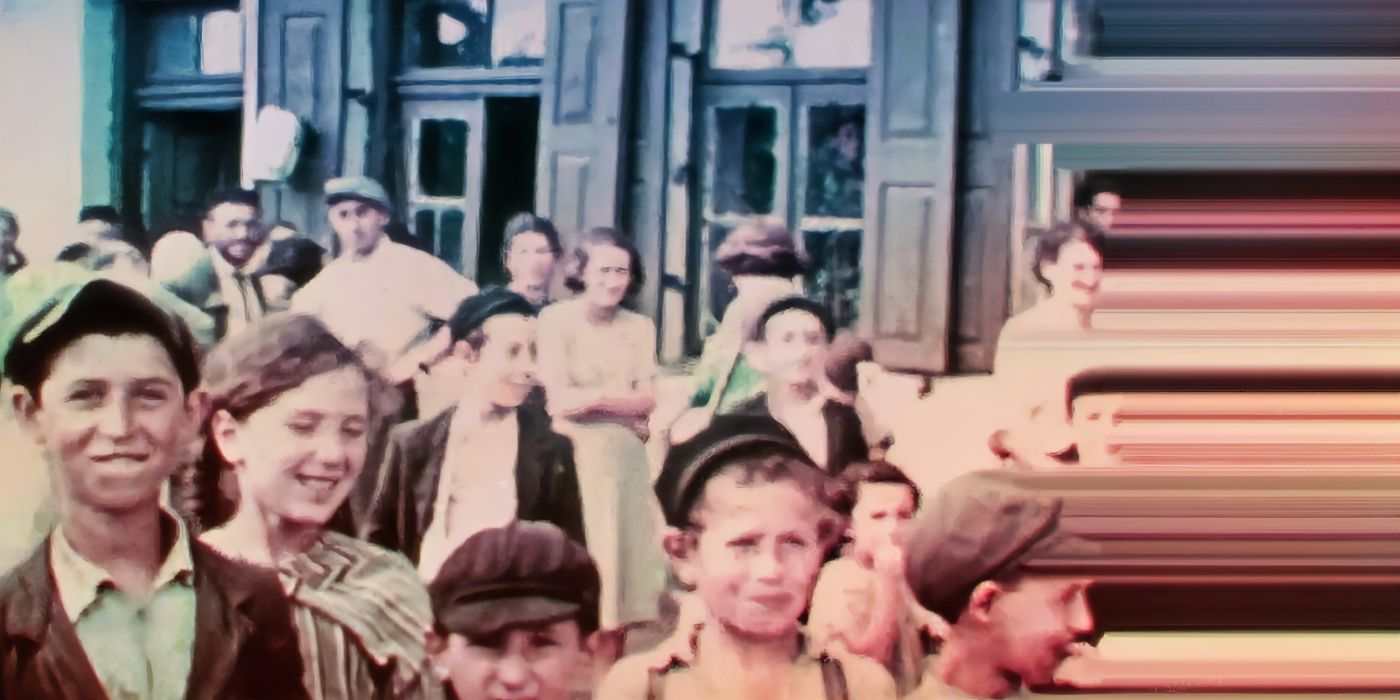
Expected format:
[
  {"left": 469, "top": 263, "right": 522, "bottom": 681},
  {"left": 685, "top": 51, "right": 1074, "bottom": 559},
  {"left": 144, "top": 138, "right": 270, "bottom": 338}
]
[
  {"left": 403, "top": 98, "right": 485, "bottom": 275},
  {"left": 795, "top": 84, "right": 865, "bottom": 329}
]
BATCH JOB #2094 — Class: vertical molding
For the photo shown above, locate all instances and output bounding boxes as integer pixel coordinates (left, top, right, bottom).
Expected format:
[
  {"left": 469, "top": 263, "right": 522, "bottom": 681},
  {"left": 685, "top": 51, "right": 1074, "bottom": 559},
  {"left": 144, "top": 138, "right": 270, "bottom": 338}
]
[{"left": 240, "top": 0, "right": 260, "bottom": 188}]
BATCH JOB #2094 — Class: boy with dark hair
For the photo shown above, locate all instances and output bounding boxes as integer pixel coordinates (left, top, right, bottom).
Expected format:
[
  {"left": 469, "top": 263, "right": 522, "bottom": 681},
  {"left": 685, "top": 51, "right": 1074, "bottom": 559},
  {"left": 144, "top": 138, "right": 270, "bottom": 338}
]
[
  {"left": 600, "top": 415, "right": 897, "bottom": 700},
  {"left": 809, "top": 460, "right": 945, "bottom": 695},
  {"left": 0, "top": 271, "right": 308, "bottom": 699},
  {"left": 905, "top": 471, "right": 1098, "bottom": 699},
  {"left": 76, "top": 204, "right": 123, "bottom": 243},
  {"left": 427, "top": 521, "right": 601, "bottom": 700},
  {"left": 362, "top": 288, "right": 586, "bottom": 580}
]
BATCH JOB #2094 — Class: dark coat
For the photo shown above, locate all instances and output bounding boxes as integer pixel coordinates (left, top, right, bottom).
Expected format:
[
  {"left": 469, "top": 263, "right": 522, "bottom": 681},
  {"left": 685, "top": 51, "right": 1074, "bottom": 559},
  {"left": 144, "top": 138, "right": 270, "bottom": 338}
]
[
  {"left": 359, "top": 400, "right": 587, "bottom": 563},
  {"left": 0, "top": 538, "right": 309, "bottom": 700},
  {"left": 730, "top": 394, "right": 870, "bottom": 475}
]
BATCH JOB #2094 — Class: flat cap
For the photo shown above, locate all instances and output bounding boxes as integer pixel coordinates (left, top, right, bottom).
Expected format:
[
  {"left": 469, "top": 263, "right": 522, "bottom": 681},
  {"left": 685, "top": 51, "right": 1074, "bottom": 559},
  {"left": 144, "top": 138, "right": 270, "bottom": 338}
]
[
  {"left": 447, "top": 287, "right": 537, "bottom": 342},
  {"left": 324, "top": 175, "right": 392, "bottom": 212},
  {"left": 654, "top": 413, "right": 815, "bottom": 527},
  {"left": 905, "top": 471, "right": 1095, "bottom": 621},
  {"left": 428, "top": 521, "right": 600, "bottom": 639},
  {"left": 0, "top": 265, "right": 199, "bottom": 389}
]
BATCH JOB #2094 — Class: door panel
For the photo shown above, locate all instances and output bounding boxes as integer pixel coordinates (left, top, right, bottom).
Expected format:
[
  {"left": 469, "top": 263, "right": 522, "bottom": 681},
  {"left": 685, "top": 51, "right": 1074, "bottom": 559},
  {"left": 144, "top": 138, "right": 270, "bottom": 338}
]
[
  {"left": 143, "top": 111, "right": 242, "bottom": 238},
  {"left": 403, "top": 99, "right": 486, "bottom": 275}
]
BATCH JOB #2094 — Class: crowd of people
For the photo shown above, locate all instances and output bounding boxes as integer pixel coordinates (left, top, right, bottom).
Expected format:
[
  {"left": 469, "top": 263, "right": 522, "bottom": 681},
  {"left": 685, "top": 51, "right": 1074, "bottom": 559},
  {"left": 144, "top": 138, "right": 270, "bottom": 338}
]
[{"left": 0, "top": 175, "right": 1117, "bottom": 699}]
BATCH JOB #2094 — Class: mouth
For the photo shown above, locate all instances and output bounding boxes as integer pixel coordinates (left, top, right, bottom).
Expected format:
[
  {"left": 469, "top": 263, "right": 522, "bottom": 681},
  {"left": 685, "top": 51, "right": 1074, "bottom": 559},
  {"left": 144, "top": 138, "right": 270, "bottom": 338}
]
[
  {"left": 91, "top": 453, "right": 151, "bottom": 464},
  {"left": 295, "top": 475, "right": 344, "bottom": 499}
]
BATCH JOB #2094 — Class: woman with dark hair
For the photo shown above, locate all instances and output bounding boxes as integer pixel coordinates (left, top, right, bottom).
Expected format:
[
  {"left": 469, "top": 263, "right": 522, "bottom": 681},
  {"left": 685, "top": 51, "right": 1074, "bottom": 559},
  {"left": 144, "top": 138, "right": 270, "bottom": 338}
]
[
  {"left": 185, "top": 313, "right": 440, "bottom": 700},
  {"left": 991, "top": 221, "right": 1104, "bottom": 470},
  {"left": 536, "top": 226, "right": 665, "bottom": 630},
  {"left": 501, "top": 212, "right": 563, "bottom": 308}
]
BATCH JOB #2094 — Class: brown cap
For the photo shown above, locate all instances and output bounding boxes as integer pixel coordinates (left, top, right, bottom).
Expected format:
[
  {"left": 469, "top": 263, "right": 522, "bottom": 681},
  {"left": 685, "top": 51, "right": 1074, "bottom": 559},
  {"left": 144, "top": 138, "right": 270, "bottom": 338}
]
[
  {"left": 428, "top": 521, "right": 601, "bottom": 638},
  {"left": 904, "top": 471, "right": 1095, "bottom": 621},
  {"left": 714, "top": 219, "right": 808, "bottom": 277}
]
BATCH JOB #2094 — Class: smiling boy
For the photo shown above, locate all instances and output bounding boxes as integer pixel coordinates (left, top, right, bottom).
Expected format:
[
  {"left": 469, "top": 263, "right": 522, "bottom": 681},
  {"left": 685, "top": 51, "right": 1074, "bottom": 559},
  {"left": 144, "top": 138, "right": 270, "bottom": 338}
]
[
  {"left": 0, "top": 271, "right": 307, "bottom": 699},
  {"left": 599, "top": 415, "right": 896, "bottom": 700}
]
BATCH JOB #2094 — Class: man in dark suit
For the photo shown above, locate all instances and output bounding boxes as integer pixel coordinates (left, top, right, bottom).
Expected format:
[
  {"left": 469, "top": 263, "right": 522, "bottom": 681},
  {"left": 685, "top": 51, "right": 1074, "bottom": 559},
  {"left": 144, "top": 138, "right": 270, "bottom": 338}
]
[
  {"left": 0, "top": 271, "right": 308, "bottom": 699},
  {"left": 360, "top": 288, "right": 586, "bottom": 580}
]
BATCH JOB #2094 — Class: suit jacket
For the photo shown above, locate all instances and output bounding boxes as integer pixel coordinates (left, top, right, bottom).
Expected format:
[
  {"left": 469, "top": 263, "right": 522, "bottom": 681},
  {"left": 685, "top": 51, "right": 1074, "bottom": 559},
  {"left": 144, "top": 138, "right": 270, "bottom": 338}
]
[
  {"left": 0, "top": 537, "right": 309, "bottom": 700},
  {"left": 730, "top": 394, "right": 870, "bottom": 476},
  {"left": 360, "top": 400, "right": 587, "bottom": 563}
]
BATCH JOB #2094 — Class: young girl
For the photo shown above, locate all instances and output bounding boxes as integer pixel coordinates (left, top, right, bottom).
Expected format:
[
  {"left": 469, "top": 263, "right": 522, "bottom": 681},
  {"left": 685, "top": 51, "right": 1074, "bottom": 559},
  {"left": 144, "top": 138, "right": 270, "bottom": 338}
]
[
  {"left": 188, "top": 313, "right": 440, "bottom": 699},
  {"left": 536, "top": 226, "right": 666, "bottom": 630}
]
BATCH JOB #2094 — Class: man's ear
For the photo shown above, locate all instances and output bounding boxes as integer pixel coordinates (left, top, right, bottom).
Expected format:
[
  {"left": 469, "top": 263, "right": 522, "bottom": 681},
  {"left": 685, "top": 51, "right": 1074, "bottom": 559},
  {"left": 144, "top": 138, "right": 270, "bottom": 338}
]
[
  {"left": 10, "top": 386, "right": 43, "bottom": 444},
  {"left": 451, "top": 339, "right": 481, "bottom": 365},
  {"left": 424, "top": 629, "right": 451, "bottom": 682},
  {"left": 208, "top": 409, "right": 243, "bottom": 466},
  {"left": 964, "top": 580, "right": 1005, "bottom": 625},
  {"left": 661, "top": 527, "right": 698, "bottom": 588}
]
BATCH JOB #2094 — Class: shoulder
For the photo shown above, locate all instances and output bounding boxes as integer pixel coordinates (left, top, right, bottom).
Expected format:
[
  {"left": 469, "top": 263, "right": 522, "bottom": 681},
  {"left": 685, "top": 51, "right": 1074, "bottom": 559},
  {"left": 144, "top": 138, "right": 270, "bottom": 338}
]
[
  {"left": 387, "top": 408, "right": 452, "bottom": 446},
  {"left": 833, "top": 653, "right": 898, "bottom": 699},
  {"left": 597, "top": 653, "right": 659, "bottom": 700},
  {"left": 314, "top": 533, "right": 428, "bottom": 600},
  {"left": 619, "top": 308, "right": 657, "bottom": 337},
  {"left": 536, "top": 298, "right": 579, "bottom": 327}
]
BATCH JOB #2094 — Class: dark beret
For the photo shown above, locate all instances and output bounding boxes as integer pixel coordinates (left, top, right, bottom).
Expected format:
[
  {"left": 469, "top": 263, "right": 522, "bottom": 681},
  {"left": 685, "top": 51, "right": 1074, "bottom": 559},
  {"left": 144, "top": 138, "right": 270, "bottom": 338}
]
[
  {"left": 428, "top": 521, "right": 600, "bottom": 639},
  {"left": 260, "top": 237, "right": 325, "bottom": 288},
  {"left": 654, "top": 413, "right": 815, "bottom": 527},
  {"left": 754, "top": 295, "right": 835, "bottom": 342},
  {"left": 447, "top": 288, "right": 538, "bottom": 343},
  {"left": 904, "top": 471, "right": 1096, "bottom": 621}
]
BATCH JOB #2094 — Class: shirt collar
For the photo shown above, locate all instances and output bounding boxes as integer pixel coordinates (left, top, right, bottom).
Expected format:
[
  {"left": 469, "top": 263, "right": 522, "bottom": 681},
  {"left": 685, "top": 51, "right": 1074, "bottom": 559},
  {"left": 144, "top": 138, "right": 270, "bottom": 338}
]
[{"left": 50, "top": 509, "right": 196, "bottom": 623}]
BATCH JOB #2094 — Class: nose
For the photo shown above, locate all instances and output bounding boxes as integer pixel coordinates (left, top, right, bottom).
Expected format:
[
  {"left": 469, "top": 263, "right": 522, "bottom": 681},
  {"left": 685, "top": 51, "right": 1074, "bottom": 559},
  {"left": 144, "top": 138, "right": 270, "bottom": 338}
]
[
  {"left": 95, "top": 399, "right": 136, "bottom": 438},
  {"left": 752, "top": 546, "right": 784, "bottom": 582},
  {"left": 1068, "top": 597, "right": 1096, "bottom": 637},
  {"left": 313, "top": 433, "right": 351, "bottom": 471},
  {"left": 492, "top": 652, "right": 533, "bottom": 691}
]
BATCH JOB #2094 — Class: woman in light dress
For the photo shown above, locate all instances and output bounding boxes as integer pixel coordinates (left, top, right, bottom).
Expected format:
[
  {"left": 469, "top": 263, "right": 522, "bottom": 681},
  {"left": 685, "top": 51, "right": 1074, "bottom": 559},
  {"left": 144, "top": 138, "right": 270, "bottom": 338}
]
[
  {"left": 186, "top": 313, "right": 439, "bottom": 700},
  {"left": 536, "top": 226, "right": 667, "bottom": 630}
]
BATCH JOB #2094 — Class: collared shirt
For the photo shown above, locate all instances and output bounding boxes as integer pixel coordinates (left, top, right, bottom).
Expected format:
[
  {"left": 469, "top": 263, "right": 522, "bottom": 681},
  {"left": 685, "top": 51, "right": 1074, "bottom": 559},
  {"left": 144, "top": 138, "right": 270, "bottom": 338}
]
[
  {"left": 209, "top": 243, "right": 271, "bottom": 337},
  {"left": 49, "top": 512, "right": 198, "bottom": 700},
  {"left": 417, "top": 402, "right": 520, "bottom": 581},
  {"left": 292, "top": 239, "right": 478, "bottom": 370}
]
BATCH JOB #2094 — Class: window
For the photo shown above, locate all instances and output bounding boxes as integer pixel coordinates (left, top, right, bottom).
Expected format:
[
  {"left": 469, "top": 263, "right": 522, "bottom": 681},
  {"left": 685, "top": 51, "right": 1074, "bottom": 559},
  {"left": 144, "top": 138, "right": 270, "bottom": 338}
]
[
  {"left": 712, "top": 0, "right": 871, "bottom": 69},
  {"left": 199, "top": 10, "right": 243, "bottom": 75},
  {"left": 1019, "top": 0, "right": 1400, "bottom": 86},
  {"left": 418, "top": 120, "right": 469, "bottom": 197},
  {"left": 407, "top": 0, "right": 546, "bottom": 70}
]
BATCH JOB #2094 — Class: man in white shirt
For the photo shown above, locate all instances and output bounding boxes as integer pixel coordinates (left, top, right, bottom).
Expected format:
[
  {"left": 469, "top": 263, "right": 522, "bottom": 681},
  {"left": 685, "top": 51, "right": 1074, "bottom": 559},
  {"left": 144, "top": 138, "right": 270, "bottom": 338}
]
[
  {"left": 360, "top": 288, "right": 586, "bottom": 580},
  {"left": 292, "top": 176, "right": 478, "bottom": 381}
]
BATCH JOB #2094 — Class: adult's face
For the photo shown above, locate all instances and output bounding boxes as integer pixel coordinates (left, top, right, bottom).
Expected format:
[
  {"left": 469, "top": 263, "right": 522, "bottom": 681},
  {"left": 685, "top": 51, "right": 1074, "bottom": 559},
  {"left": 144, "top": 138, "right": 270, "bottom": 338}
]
[
  {"left": 988, "top": 576, "right": 1095, "bottom": 688},
  {"left": 466, "top": 314, "right": 539, "bottom": 410},
  {"left": 1041, "top": 240, "right": 1102, "bottom": 311},
  {"left": 1081, "top": 192, "right": 1121, "bottom": 232},
  {"left": 327, "top": 199, "right": 389, "bottom": 257},
  {"left": 212, "top": 366, "right": 369, "bottom": 528},
  {"left": 16, "top": 334, "right": 197, "bottom": 514},
  {"left": 203, "top": 202, "right": 265, "bottom": 268},
  {"left": 580, "top": 243, "right": 632, "bottom": 310},
  {"left": 505, "top": 232, "right": 558, "bottom": 293}
]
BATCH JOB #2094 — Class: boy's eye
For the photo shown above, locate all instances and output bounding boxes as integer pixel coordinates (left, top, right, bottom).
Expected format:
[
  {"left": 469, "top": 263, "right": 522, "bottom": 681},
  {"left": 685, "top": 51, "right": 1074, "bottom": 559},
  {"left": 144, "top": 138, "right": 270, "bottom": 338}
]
[
  {"left": 528, "top": 632, "right": 560, "bottom": 649},
  {"left": 870, "top": 512, "right": 887, "bottom": 520},
  {"left": 779, "top": 534, "right": 810, "bottom": 549},
  {"left": 727, "top": 536, "right": 761, "bottom": 551},
  {"left": 68, "top": 388, "right": 103, "bottom": 404}
]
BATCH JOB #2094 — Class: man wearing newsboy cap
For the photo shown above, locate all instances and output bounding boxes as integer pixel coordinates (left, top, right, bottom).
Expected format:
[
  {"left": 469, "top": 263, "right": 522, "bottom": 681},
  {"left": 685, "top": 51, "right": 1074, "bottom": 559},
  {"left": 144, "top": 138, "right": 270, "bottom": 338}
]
[
  {"left": 904, "top": 471, "right": 1098, "bottom": 699},
  {"left": 292, "top": 175, "right": 479, "bottom": 385}
]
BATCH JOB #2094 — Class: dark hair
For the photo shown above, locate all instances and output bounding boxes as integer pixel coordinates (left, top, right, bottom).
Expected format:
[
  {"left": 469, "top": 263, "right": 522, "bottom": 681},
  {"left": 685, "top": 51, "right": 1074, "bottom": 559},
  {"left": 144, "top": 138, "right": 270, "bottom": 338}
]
[
  {"left": 688, "top": 454, "right": 842, "bottom": 544},
  {"left": 1072, "top": 177, "right": 1120, "bottom": 210},
  {"left": 77, "top": 205, "right": 121, "bottom": 225},
  {"left": 753, "top": 296, "right": 835, "bottom": 343},
  {"left": 0, "top": 208, "right": 18, "bottom": 237},
  {"left": 178, "top": 313, "right": 396, "bottom": 533},
  {"left": 715, "top": 219, "right": 808, "bottom": 278},
  {"left": 825, "top": 331, "right": 873, "bottom": 395},
  {"left": 6, "top": 282, "right": 200, "bottom": 400},
  {"left": 203, "top": 188, "right": 260, "bottom": 219},
  {"left": 1031, "top": 221, "right": 1100, "bottom": 292},
  {"left": 562, "top": 226, "right": 644, "bottom": 299},
  {"left": 55, "top": 242, "right": 95, "bottom": 263},
  {"left": 832, "top": 460, "right": 921, "bottom": 515},
  {"left": 260, "top": 238, "right": 325, "bottom": 288},
  {"left": 501, "top": 213, "right": 563, "bottom": 261}
]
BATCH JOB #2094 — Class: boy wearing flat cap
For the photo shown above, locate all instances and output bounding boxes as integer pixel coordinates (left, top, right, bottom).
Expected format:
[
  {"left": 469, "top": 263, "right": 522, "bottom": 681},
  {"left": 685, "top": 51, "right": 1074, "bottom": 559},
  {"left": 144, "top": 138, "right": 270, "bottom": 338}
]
[
  {"left": 599, "top": 415, "right": 897, "bottom": 700},
  {"left": 427, "top": 521, "right": 600, "bottom": 700},
  {"left": 362, "top": 288, "right": 586, "bottom": 580},
  {"left": 0, "top": 270, "right": 308, "bottom": 699},
  {"left": 904, "top": 471, "right": 1097, "bottom": 699}
]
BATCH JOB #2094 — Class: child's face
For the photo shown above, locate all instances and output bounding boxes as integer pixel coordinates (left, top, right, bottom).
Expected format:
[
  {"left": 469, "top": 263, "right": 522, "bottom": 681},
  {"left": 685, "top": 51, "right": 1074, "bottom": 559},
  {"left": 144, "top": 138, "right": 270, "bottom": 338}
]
[
  {"left": 435, "top": 620, "right": 590, "bottom": 700},
  {"left": 678, "top": 472, "right": 829, "bottom": 642},
  {"left": 849, "top": 482, "right": 916, "bottom": 555},
  {"left": 757, "top": 309, "right": 828, "bottom": 386},
  {"left": 17, "top": 333, "right": 196, "bottom": 513}
]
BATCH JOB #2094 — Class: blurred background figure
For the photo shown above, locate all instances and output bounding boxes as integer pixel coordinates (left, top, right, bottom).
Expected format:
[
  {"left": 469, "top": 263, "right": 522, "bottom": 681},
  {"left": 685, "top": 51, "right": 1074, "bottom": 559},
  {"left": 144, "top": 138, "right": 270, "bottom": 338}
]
[
  {"left": 258, "top": 236, "right": 326, "bottom": 312},
  {"left": 501, "top": 212, "right": 563, "bottom": 308},
  {"left": 268, "top": 219, "right": 301, "bottom": 242},
  {"left": 0, "top": 207, "right": 26, "bottom": 278},
  {"left": 75, "top": 204, "right": 124, "bottom": 243},
  {"left": 1072, "top": 177, "right": 1121, "bottom": 245}
]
